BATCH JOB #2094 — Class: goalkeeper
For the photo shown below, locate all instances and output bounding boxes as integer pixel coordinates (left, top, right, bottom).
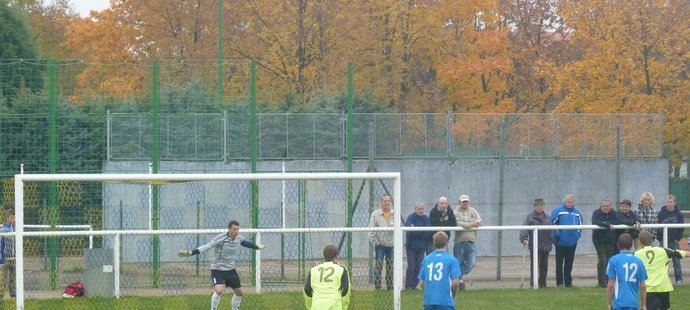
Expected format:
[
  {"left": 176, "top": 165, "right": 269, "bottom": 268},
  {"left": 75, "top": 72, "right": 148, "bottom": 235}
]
[
  {"left": 304, "top": 245, "right": 351, "bottom": 310},
  {"left": 179, "top": 220, "right": 264, "bottom": 310}
]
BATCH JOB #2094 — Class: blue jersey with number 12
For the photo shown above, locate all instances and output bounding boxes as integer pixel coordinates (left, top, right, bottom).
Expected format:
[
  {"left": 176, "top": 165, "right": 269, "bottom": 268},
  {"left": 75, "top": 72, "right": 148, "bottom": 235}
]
[
  {"left": 418, "top": 250, "right": 462, "bottom": 307},
  {"left": 606, "top": 251, "right": 648, "bottom": 309}
]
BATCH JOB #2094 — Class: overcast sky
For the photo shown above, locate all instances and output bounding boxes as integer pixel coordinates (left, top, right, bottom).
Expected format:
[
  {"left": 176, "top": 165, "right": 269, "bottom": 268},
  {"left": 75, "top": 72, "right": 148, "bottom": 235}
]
[{"left": 71, "top": 0, "right": 110, "bottom": 17}]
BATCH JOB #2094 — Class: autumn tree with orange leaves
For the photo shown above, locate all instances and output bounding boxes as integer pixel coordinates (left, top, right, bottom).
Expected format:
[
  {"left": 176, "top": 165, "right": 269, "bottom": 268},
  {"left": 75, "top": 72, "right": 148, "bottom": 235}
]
[
  {"left": 8, "top": 0, "right": 687, "bottom": 166},
  {"left": 552, "top": 0, "right": 690, "bottom": 166}
]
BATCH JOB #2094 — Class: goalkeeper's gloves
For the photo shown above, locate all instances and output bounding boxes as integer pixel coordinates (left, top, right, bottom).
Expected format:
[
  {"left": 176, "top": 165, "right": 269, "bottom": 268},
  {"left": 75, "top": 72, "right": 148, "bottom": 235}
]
[
  {"left": 179, "top": 249, "right": 200, "bottom": 257},
  {"left": 257, "top": 244, "right": 265, "bottom": 250}
]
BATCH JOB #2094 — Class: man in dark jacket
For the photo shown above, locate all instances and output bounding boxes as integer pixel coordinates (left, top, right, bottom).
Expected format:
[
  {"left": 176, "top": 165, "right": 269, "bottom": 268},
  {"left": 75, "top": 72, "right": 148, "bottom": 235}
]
[
  {"left": 592, "top": 199, "right": 619, "bottom": 288},
  {"left": 404, "top": 202, "right": 430, "bottom": 289},
  {"left": 657, "top": 194, "right": 685, "bottom": 285},
  {"left": 428, "top": 196, "right": 457, "bottom": 253},
  {"left": 550, "top": 194, "right": 582, "bottom": 288},
  {"left": 615, "top": 199, "right": 640, "bottom": 255},
  {"left": 519, "top": 198, "right": 554, "bottom": 288}
]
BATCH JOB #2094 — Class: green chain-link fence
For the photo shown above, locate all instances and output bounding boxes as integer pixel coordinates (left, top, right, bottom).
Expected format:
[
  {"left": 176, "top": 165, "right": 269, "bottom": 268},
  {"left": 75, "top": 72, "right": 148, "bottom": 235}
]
[{"left": 0, "top": 59, "right": 674, "bottom": 309}]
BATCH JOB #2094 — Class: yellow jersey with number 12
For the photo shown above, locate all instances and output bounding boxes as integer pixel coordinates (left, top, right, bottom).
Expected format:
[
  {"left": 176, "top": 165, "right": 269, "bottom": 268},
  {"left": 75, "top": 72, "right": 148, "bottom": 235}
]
[{"left": 304, "top": 261, "right": 351, "bottom": 310}]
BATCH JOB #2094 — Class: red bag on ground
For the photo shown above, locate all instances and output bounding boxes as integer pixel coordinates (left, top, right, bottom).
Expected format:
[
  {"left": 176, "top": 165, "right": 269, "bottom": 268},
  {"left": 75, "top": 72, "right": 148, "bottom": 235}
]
[{"left": 62, "top": 282, "right": 85, "bottom": 298}]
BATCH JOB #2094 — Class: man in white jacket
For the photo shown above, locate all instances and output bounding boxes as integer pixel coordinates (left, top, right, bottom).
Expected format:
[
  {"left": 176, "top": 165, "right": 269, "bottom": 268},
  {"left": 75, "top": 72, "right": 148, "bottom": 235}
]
[
  {"left": 369, "top": 194, "right": 395, "bottom": 290},
  {"left": 454, "top": 194, "right": 482, "bottom": 285}
]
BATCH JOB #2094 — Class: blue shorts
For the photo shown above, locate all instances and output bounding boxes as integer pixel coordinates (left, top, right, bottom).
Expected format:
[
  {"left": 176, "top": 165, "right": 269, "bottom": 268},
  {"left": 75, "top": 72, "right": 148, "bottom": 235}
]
[{"left": 424, "top": 305, "right": 454, "bottom": 310}]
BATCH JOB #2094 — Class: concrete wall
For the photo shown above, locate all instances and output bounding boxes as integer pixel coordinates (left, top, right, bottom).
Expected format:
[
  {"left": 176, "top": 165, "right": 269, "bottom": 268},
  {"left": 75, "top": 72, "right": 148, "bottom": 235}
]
[{"left": 103, "top": 159, "right": 668, "bottom": 262}]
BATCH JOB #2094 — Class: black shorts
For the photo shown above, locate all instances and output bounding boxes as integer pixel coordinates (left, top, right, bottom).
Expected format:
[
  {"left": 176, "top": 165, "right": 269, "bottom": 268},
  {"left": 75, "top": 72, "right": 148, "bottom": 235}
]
[
  {"left": 211, "top": 269, "right": 241, "bottom": 288},
  {"left": 647, "top": 292, "right": 670, "bottom": 310}
]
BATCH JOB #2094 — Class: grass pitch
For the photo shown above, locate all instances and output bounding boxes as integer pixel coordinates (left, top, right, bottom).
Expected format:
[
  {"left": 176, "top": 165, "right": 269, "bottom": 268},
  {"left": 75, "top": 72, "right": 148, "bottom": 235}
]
[{"left": 2, "top": 285, "right": 689, "bottom": 309}]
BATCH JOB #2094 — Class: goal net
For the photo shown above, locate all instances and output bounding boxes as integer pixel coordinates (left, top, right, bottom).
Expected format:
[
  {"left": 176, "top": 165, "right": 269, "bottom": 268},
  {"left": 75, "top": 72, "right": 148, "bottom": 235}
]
[{"left": 9, "top": 172, "right": 402, "bottom": 309}]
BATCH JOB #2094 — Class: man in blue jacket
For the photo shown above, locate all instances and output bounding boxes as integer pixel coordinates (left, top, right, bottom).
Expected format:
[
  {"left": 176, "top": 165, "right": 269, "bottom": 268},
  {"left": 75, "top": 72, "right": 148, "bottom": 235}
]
[
  {"left": 550, "top": 194, "right": 582, "bottom": 288},
  {"left": 404, "top": 202, "right": 430, "bottom": 289}
]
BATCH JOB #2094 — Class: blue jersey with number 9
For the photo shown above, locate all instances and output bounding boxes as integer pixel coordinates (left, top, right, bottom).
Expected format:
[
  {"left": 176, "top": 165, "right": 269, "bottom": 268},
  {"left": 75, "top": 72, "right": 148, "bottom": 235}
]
[
  {"left": 418, "top": 250, "right": 462, "bottom": 307},
  {"left": 606, "top": 252, "right": 648, "bottom": 309}
]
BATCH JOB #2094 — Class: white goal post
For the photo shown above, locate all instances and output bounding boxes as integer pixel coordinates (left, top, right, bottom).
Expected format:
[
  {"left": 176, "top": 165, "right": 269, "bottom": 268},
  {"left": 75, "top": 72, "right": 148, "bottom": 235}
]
[{"left": 12, "top": 172, "right": 402, "bottom": 310}]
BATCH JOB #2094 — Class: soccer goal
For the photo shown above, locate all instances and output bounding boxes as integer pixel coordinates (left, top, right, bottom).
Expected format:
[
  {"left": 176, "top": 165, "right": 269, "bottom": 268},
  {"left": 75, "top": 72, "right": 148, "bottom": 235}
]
[{"left": 11, "top": 172, "right": 402, "bottom": 310}]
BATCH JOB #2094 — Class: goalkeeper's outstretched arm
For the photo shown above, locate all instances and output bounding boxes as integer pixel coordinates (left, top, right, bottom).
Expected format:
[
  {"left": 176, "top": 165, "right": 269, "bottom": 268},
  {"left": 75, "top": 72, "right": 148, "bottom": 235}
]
[
  {"left": 178, "top": 249, "right": 201, "bottom": 257},
  {"left": 240, "top": 239, "right": 265, "bottom": 250},
  {"left": 178, "top": 233, "right": 224, "bottom": 257}
]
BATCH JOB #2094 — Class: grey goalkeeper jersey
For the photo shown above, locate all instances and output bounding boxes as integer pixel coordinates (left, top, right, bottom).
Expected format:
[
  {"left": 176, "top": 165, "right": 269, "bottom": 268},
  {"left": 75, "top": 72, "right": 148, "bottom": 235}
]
[{"left": 196, "top": 233, "right": 257, "bottom": 271}]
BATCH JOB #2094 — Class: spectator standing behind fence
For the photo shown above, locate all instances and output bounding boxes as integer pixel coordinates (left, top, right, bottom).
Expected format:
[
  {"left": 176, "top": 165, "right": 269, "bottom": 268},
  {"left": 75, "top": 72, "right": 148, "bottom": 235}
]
[
  {"left": 0, "top": 209, "right": 16, "bottom": 299},
  {"left": 606, "top": 233, "right": 648, "bottom": 310},
  {"left": 636, "top": 192, "right": 658, "bottom": 243},
  {"left": 657, "top": 194, "right": 685, "bottom": 286},
  {"left": 418, "top": 231, "right": 462, "bottom": 310},
  {"left": 519, "top": 198, "right": 554, "bottom": 288},
  {"left": 592, "top": 199, "right": 619, "bottom": 288},
  {"left": 405, "top": 202, "right": 430, "bottom": 290},
  {"left": 453, "top": 195, "right": 481, "bottom": 284},
  {"left": 428, "top": 196, "right": 456, "bottom": 253},
  {"left": 303, "top": 245, "right": 351, "bottom": 310},
  {"left": 550, "top": 194, "right": 582, "bottom": 288},
  {"left": 369, "top": 194, "right": 395, "bottom": 290},
  {"left": 634, "top": 230, "right": 690, "bottom": 310},
  {"left": 615, "top": 199, "right": 641, "bottom": 255}
]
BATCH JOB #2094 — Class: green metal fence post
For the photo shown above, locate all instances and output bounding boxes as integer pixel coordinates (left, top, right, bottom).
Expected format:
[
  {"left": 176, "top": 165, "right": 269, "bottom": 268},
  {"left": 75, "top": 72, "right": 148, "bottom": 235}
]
[
  {"left": 616, "top": 124, "right": 621, "bottom": 206},
  {"left": 48, "top": 60, "right": 59, "bottom": 289},
  {"left": 250, "top": 60, "right": 259, "bottom": 284},
  {"left": 496, "top": 115, "right": 507, "bottom": 280},
  {"left": 196, "top": 200, "right": 201, "bottom": 276},
  {"left": 346, "top": 62, "right": 354, "bottom": 273},
  {"left": 119, "top": 200, "right": 123, "bottom": 274},
  {"left": 299, "top": 180, "right": 306, "bottom": 280},
  {"left": 447, "top": 111, "right": 453, "bottom": 157},
  {"left": 151, "top": 60, "right": 161, "bottom": 288},
  {"left": 367, "top": 122, "right": 375, "bottom": 283},
  {"left": 217, "top": 0, "right": 224, "bottom": 105}
]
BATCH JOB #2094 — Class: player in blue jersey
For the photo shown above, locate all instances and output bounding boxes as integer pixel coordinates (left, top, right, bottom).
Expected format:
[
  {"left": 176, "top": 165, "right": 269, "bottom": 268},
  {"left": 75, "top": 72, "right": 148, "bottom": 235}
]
[
  {"left": 418, "top": 231, "right": 462, "bottom": 310},
  {"left": 606, "top": 233, "right": 647, "bottom": 310}
]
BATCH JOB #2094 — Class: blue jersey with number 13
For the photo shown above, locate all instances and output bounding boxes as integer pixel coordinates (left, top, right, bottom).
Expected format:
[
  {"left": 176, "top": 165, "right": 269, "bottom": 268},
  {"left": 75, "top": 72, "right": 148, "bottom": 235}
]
[
  {"left": 606, "top": 252, "right": 648, "bottom": 309},
  {"left": 418, "top": 250, "right": 462, "bottom": 307}
]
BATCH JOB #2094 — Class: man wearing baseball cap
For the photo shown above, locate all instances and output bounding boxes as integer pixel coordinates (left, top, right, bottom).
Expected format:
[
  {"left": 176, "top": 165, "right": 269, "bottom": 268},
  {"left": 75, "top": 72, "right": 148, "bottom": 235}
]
[{"left": 453, "top": 194, "right": 482, "bottom": 290}]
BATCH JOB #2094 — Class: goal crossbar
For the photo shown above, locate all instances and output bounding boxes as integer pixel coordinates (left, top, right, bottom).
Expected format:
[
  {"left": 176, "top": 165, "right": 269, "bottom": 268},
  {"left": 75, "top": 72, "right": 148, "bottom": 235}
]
[{"left": 16, "top": 172, "right": 401, "bottom": 182}]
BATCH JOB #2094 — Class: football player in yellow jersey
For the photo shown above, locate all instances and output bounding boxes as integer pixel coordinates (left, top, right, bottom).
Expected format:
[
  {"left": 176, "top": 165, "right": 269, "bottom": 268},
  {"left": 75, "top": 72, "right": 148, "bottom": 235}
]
[
  {"left": 634, "top": 230, "right": 690, "bottom": 310},
  {"left": 304, "top": 245, "right": 351, "bottom": 310}
]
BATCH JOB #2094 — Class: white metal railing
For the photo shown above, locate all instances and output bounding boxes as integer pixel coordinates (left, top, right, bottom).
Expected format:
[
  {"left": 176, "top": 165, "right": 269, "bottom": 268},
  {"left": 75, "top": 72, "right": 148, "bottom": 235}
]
[
  {"left": 0, "top": 226, "right": 395, "bottom": 298},
  {"left": 24, "top": 225, "right": 93, "bottom": 249},
  {"left": 402, "top": 223, "right": 690, "bottom": 289},
  {"left": 3, "top": 223, "right": 690, "bottom": 309}
]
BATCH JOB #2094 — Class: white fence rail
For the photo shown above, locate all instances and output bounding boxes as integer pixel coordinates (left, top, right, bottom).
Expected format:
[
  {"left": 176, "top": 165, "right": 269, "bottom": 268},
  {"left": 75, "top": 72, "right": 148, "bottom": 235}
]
[
  {"left": 24, "top": 225, "right": 94, "bottom": 249},
  {"left": 3, "top": 223, "right": 690, "bottom": 309}
]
